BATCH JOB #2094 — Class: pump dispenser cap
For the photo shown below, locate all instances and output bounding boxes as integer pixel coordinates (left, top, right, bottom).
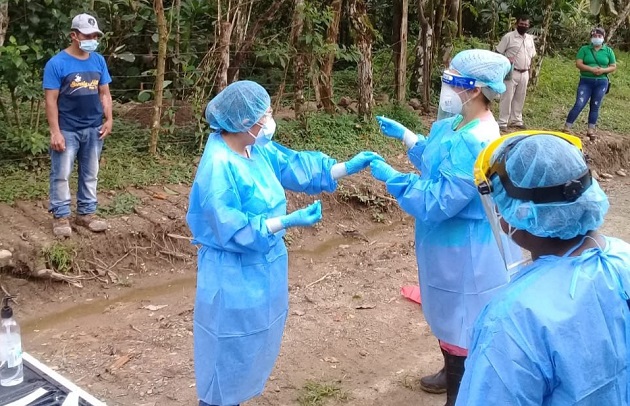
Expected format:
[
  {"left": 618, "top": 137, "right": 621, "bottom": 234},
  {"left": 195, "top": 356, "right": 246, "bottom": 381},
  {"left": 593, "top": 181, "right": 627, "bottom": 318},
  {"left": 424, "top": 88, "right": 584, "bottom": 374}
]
[{"left": 1, "top": 296, "right": 14, "bottom": 319}]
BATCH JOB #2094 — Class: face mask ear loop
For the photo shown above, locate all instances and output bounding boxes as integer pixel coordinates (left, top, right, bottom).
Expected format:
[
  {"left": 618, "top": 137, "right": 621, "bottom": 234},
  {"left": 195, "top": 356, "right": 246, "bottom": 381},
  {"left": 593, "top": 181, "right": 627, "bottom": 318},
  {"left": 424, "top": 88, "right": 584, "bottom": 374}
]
[
  {"left": 507, "top": 224, "right": 518, "bottom": 240},
  {"left": 459, "top": 88, "right": 477, "bottom": 112},
  {"left": 247, "top": 120, "right": 265, "bottom": 141}
]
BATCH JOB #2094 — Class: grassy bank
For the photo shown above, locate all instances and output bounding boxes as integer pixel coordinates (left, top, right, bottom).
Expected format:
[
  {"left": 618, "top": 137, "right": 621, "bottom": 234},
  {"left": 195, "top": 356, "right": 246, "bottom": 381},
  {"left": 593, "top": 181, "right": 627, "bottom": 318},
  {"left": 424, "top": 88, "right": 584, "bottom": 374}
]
[
  {"left": 525, "top": 51, "right": 630, "bottom": 133},
  {"left": 0, "top": 103, "right": 421, "bottom": 203},
  {"left": 0, "top": 50, "right": 629, "bottom": 203},
  {"left": 0, "top": 122, "right": 195, "bottom": 203}
]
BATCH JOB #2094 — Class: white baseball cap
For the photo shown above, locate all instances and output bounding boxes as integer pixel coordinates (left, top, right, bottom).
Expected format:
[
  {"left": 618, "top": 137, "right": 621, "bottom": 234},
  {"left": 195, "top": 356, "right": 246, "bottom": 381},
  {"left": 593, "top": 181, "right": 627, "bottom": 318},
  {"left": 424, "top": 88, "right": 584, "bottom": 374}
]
[{"left": 71, "top": 13, "right": 104, "bottom": 36}]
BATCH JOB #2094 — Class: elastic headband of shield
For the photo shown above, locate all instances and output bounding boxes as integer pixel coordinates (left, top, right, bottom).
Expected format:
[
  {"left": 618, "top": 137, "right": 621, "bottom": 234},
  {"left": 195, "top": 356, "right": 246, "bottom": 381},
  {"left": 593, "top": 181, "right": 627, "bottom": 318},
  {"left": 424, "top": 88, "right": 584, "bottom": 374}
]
[{"left": 474, "top": 131, "right": 592, "bottom": 204}]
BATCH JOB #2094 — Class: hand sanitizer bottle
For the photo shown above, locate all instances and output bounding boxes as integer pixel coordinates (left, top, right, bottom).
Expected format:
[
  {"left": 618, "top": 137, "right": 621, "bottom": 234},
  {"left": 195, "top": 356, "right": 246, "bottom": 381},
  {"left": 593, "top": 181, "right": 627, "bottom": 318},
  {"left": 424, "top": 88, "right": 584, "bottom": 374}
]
[{"left": 0, "top": 296, "right": 23, "bottom": 386}]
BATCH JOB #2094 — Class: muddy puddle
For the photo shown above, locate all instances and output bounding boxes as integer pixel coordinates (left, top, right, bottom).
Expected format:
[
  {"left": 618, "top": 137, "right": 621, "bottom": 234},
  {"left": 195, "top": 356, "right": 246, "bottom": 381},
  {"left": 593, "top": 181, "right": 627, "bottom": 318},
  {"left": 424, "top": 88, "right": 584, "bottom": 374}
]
[
  {"left": 22, "top": 275, "right": 196, "bottom": 336},
  {"left": 292, "top": 220, "right": 404, "bottom": 256},
  {"left": 21, "top": 220, "right": 404, "bottom": 338}
]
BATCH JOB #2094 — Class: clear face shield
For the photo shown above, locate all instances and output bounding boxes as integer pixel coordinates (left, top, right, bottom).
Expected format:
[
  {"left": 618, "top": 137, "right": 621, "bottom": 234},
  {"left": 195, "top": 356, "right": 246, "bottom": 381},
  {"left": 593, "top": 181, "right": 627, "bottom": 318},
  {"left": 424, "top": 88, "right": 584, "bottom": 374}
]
[
  {"left": 474, "top": 131, "right": 589, "bottom": 275},
  {"left": 437, "top": 70, "right": 478, "bottom": 121},
  {"left": 479, "top": 193, "right": 526, "bottom": 276}
]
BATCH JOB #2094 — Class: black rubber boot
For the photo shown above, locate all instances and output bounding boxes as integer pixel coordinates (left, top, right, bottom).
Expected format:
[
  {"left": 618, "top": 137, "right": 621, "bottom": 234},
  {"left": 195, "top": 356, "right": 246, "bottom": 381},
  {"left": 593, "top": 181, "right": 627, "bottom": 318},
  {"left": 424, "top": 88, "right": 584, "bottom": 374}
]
[
  {"left": 444, "top": 352, "right": 466, "bottom": 406},
  {"left": 419, "top": 348, "right": 447, "bottom": 394}
]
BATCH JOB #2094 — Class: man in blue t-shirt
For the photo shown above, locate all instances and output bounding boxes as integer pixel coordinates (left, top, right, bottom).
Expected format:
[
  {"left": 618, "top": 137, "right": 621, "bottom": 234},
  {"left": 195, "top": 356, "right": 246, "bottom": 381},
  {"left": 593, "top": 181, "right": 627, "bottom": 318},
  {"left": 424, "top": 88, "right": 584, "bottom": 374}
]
[{"left": 43, "top": 13, "right": 113, "bottom": 237}]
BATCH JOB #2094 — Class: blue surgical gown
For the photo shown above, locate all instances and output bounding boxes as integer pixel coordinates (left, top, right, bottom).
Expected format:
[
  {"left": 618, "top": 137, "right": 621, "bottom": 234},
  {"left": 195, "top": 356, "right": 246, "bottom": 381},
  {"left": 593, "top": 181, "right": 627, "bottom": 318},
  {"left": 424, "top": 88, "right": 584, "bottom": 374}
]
[
  {"left": 186, "top": 132, "right": 338, "bottom": 405},
  {"left": 384, "top": 115, "right": 520, "bottom": 348},
  {"left": 457, "top": 236, "right": 630, "bottom": 405}
]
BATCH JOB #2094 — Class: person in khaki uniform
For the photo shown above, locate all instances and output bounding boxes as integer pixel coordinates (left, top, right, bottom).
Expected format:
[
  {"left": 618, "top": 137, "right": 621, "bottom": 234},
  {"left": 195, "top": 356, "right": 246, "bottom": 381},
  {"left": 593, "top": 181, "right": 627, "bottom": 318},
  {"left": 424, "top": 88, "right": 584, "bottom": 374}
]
[{"left": 496, "top": 16, "right": 536, "bottom": 131}]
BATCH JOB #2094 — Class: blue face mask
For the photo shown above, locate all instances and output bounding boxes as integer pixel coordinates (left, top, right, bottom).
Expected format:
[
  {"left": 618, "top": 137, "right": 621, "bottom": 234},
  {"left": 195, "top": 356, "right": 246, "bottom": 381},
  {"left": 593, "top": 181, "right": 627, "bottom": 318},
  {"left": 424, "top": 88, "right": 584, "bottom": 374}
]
[
  {"left": 591, "top": 37, "right": 604, "bottom": 47},
  {"left": 79, "top": 39, "right": 99, "bottom": 53}
]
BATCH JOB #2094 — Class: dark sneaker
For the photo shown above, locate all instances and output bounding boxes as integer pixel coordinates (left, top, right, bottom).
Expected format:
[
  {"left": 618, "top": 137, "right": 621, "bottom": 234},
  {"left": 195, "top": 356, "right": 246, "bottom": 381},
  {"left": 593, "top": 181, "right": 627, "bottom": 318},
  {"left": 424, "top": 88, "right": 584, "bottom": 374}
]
[
  {"left": 52, "top": 217, "right": 72, "bottom": 237},
  {"left": 419, "top": 367, "right": 447, "bottom": 394},
  {"left": 75, "top": 214, "right": 108, "bottom": 232}
]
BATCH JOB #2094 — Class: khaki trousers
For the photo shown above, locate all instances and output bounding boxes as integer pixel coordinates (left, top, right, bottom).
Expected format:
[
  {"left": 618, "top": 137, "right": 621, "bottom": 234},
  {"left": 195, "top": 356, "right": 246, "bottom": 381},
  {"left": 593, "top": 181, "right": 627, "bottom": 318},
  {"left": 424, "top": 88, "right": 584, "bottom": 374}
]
[{"left": 498, "top": 70, "right": 529, "bottom": 127}]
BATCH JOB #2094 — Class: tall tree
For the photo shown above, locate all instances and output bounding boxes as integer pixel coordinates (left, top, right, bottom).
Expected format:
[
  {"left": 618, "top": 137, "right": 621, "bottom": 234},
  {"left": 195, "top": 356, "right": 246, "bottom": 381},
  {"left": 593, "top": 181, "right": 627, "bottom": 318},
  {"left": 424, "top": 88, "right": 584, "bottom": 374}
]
[
  {"left": 215, "top": 20, "right": 232, "bottom": 94},
  {"left": 432, "top": 0, "right": 446, "bottom": 69},
  {"left": 530, "top": 0, "right": 553, "bottom": 87},
  {"left": 291, "top": 0, "right": 307, "bottom": 118},
  {"left": 349, "top": 0, "right": 375, "bottom": 118},
  {"left": 393, "top": 0, "right": 409, "bottom": 103},
  {"left": 411, "top": 0, "right": 434, "bottom": 110},
  {"left": 607, "top": 0, "right": 630, "bottom": 44},
  {"left": 173, "top": 0, "right": 181, "bottom": 76},
  {"left": 318, "top": 0, "right": 343, "bottom": 114},
  {"left": 0, "top": 1, "right": 8, "bottom": 47},
  {"left": 149, "top": 0, "right": 168, "bottom": 155},
  {"left": 227, "top": 0, "right": 288, "bottom": 83},
  {"left": 439, "top": 0, "right": 458, "bottom": 67},
  {"left": 457, "top": 0, "right": 463, "bottom": 37}
]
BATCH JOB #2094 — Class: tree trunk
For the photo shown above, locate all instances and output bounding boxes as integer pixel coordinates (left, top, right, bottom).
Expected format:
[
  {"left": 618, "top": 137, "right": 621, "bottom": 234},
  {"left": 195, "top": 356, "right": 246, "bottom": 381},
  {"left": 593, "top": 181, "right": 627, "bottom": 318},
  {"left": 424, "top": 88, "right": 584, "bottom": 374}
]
[
  {"left": 489, "top": 1, "right": 499, "bottom": 48},
  {"left": 530, "top": 0, "right": 553, "bottom": 87},
  {"left": 607, "top": 0, "right": 630, "bottom": 44},
  {"left": 172, "top": 0, "right": 181, "bottom": 99},
  {"left": 432, "top": 0, "right": 446, "bottom": 69},
  {"left": 411, "top": 0, "right": 431, "bottom": 102},
  {"left": 318, "top": 0, "right": 343, "bottom": 114},
  {"left": 393, "top": 0, "right": 409, "bottom": 103},
  {"left": 349, "top": 0, "right": 374, "bottom": 118},
  {"left": 10, "top": 88, "right": 20, "bottom": 128},
  {"left": 421, "top": 0, "right": 435, "bottom": 111},
  {"left": 291, "top": 0, "right": 306, "bottom": 118},
  {"left": 228, "top": 1, "right": 252, "bottom": 83},
  {"left": 173, "top": 0, "right": 181, "bottom": 71},
  {"left": 457, "top": 0, "right": 462, "bottom": 37},
  {"left": 149, "top": 0, "right": 168, "bottom": 155},
  {"left": 227, "top": 0, "right": 288, "bottom": 83},
  {"left": 410, "top": 39, "right": 423, "bottom": 97},
  {"left": 214, "top": 21, "right": 232, "bottom": 94},
  {"left": 294, "top": 57, "right": 307, "bottom": 118},
  {"left": 233, "top": 2, "right": 251, "bottom": 48},
  {"left": 439, "top": 0, "right": 458, "bottom": 67},
  {"left": 0, "top": 1, "right": 8, "bottom": 47},
  {"left": 311, "top": 64, "right": 322, "bottom": 107}
]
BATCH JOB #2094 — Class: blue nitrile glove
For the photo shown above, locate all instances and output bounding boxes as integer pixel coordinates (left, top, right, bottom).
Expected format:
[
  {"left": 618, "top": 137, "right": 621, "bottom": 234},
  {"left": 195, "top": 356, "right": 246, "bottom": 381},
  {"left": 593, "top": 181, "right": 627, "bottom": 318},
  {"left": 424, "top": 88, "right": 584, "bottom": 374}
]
[
  {"left": 376, "top": 116, "right": 412, "bottom": 140},
  {"left": 345, "top": 151, "right": 384, "bottom": 175},
  {"left": 370, "top": 159, "right": 400, "bottom": 182},
  {"left": 280, "top": 200, "right": 323, "bottom": 228}
]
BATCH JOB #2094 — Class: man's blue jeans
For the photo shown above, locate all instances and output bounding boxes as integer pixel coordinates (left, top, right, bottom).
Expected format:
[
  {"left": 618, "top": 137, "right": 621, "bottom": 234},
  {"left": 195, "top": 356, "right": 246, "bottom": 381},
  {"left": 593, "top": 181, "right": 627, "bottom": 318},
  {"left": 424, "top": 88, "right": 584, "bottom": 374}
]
[
  {"left": 566, "top": 77, "right": 609, "bottom": 127},
  {"left": 49, "top": 127, "right": 103, "bottom": 219}
]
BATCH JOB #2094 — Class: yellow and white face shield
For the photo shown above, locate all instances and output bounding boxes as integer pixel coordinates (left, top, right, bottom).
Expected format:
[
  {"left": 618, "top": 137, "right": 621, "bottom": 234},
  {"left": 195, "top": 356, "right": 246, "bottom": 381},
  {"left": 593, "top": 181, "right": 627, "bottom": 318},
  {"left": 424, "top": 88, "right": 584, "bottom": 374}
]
[{"left": 474, "top": 130, "right": 588, "bottom": 272}]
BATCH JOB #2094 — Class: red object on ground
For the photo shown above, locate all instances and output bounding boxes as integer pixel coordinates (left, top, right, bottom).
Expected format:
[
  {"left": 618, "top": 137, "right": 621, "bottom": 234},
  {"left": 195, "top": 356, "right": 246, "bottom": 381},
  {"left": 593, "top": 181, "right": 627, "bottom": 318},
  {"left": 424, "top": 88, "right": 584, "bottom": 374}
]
[{"left": 400, "top": 285, "right": 421, "bottom": 305}]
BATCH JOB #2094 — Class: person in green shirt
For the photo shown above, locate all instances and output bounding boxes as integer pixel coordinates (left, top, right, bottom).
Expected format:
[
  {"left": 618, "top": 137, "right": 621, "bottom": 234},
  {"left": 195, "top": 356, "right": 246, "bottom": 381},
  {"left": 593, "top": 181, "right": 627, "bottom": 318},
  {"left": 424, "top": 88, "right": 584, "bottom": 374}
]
[{"left": 563, "top": 27, "right": 617, "bottom": 140}]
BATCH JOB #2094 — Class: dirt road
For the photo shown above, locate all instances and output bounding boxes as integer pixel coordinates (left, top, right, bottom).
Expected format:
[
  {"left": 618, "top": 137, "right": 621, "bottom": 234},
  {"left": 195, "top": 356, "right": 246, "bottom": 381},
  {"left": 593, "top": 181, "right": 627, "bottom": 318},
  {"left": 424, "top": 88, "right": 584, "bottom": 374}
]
[{"left": 1, "top": 151, "right": 629, "bottom": 406}]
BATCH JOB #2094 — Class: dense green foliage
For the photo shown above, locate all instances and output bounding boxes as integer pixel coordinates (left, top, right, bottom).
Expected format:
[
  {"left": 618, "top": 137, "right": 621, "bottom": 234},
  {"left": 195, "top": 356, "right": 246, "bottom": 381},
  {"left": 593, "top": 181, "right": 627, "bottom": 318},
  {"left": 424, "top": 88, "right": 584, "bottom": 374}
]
[
  {"left": 1, "top": 0, "right": 630, "bottom": 203},
  {"left": 1, "top": 50, "right": 629, "bottom": 203}
]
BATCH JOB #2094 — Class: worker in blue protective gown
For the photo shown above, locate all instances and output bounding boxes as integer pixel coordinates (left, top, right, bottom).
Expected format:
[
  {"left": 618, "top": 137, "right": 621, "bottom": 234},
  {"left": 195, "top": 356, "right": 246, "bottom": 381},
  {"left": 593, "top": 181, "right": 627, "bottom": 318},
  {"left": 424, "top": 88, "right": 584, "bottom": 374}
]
[
  {"left": 369, "top": 49, "right": 521, "bottom": 406},
  {"left": 457, "top": 133, "right": 630, "bottom": 405},
  {"left": 186, "top": 80, "right": 383, "bottom": 406}
]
